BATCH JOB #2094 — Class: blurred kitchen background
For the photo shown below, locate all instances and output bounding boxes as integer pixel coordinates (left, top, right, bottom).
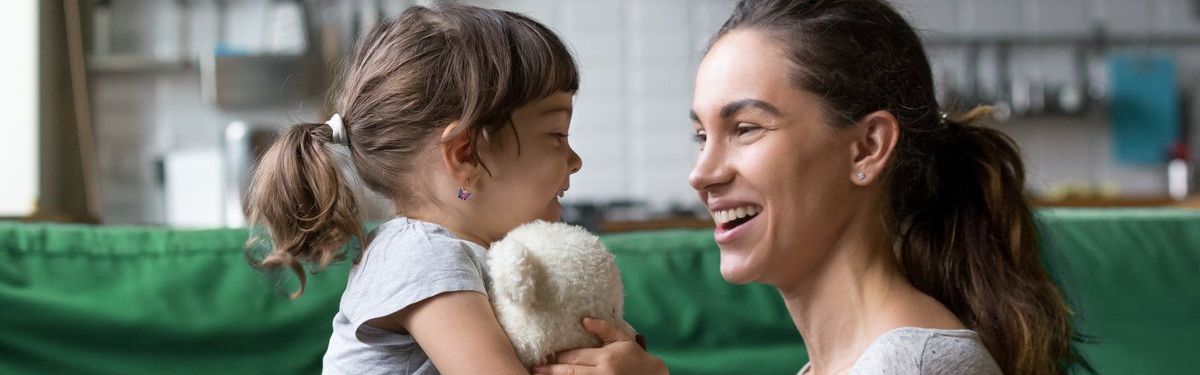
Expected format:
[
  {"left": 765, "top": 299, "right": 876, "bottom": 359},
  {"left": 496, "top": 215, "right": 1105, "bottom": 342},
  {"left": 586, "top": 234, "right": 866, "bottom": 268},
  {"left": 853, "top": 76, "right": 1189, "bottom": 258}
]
[{"left": 8, "top": 0, "right": 1200, "bottom": 231}]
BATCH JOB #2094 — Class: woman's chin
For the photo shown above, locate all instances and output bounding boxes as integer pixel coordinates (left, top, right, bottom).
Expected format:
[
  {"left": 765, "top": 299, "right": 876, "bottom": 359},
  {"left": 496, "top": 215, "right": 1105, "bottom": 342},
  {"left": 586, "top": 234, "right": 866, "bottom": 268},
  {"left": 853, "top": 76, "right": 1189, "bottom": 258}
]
[{"left": 718, "top": 251, "right": 757, "bottom": 285}]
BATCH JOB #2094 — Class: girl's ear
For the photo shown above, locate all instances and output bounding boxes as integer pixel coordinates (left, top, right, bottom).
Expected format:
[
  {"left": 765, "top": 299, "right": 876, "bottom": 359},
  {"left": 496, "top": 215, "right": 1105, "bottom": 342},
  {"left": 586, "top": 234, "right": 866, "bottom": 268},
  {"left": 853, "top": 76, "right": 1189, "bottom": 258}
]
[
  {"left": 849, "top": 110, "right": 899, "bottom": 186},
  {"left": 440, "top": 121, "right": 481, "bottom": 184}
]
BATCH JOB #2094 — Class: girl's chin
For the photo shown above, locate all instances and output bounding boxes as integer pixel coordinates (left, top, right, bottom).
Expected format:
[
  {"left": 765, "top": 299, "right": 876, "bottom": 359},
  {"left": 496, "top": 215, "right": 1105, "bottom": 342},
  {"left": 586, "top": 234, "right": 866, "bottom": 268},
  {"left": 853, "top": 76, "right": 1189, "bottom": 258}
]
[
  {"left": 531, "top": 198, "right": 561, "bottom": 222},
  {"left": 541, "top": 207, "right": 562, "bottom": 222}
]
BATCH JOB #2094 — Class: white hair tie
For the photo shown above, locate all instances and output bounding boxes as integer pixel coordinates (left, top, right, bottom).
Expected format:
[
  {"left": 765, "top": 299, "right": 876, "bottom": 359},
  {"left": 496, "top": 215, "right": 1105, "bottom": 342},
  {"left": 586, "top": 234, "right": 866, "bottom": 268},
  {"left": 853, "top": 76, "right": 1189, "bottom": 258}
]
[{"left": 325, "top": 113, "right": 349, "bottom": 146}]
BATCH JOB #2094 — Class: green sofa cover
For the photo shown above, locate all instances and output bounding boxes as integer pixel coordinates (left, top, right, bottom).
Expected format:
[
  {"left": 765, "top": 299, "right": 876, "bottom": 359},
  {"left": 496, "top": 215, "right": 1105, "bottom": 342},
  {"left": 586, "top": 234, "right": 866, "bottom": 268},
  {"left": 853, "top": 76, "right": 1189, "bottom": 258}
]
[{"left": 1, "top": 208, "right": 1197, "bottom": 374}]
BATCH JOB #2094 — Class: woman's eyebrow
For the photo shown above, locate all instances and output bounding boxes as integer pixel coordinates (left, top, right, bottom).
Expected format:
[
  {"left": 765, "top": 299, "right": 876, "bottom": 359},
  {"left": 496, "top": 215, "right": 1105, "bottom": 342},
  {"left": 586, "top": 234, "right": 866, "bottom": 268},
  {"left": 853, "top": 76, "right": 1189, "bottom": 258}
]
[
  {"left": 690, "top": 98, "right": 782, "bottom": 124},
  {"left": 719, "top": 98, "right": 781, "bottom": 118}
]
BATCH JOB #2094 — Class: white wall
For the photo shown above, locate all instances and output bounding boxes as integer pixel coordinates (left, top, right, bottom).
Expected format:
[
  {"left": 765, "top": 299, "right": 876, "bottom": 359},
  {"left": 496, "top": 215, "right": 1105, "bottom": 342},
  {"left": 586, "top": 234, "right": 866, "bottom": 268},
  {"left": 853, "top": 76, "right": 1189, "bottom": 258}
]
[
  {"left": 0, "top": 0, "right": 39, "bottom": 217},
  {"left": 478, "top": 0, "right": 1200, "bottom": 203},
  {"left": 89, "top": 0, "right": 1200, "bottom": 224},
  {"left": 467, "top": 0, "right": 733, "bottom": 210}
]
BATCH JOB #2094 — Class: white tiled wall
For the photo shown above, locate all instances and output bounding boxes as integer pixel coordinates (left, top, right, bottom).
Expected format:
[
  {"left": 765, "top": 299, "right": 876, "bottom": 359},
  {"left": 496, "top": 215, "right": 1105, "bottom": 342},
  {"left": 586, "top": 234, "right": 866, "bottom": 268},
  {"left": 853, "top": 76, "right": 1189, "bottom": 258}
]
[
  {"left": 463, "top": 0, "right": 733, "bottom": 208},
  {"left": 477, "top": 0, "right": 1200, "bottom": 205},
  {"left": 91, "top": 0, "right": 1200, "bottom": 224}
]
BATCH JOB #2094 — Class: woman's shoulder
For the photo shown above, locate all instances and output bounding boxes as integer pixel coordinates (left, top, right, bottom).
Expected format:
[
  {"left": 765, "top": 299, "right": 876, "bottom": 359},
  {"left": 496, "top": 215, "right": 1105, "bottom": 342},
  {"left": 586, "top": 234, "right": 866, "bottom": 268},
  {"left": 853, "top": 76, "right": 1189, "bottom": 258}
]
[{"left": 852, "top": 327, "right": 1002, "bottom": 375}]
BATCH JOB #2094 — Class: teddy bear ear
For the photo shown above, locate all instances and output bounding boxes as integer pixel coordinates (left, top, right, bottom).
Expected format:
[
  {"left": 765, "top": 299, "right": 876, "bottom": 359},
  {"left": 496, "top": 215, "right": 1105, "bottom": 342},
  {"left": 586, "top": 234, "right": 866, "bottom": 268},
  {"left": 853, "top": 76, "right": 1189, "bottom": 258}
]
[{"left": 494, "top": 241, "right": 539, "bottom": 308}]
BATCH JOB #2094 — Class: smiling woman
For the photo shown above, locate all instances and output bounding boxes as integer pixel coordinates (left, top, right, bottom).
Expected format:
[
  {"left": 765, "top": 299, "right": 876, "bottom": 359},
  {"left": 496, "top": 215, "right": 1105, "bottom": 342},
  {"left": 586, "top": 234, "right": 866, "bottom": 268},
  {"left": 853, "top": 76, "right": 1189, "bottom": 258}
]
[
  {"left": 0, "top": 0, "right": 38, "bottom": 217},
  {"left": 689, "top": 1, "right": 1082, "bottom": 374}
]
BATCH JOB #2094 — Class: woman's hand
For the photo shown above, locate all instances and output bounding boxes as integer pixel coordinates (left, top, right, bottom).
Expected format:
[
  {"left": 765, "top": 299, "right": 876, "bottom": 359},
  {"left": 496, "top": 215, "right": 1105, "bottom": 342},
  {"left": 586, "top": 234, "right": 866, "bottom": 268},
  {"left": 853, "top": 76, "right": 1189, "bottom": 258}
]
[{"left": 532, "top": 318, "right": 668, "bottom": 375}]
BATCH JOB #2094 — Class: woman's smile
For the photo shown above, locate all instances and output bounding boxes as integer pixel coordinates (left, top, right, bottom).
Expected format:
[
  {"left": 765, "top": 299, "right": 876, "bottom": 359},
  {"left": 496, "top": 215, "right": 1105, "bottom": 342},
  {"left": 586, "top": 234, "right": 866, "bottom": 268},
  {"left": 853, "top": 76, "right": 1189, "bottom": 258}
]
[{"left": 709, "top": 203, "right": 763, "bottom": 244}]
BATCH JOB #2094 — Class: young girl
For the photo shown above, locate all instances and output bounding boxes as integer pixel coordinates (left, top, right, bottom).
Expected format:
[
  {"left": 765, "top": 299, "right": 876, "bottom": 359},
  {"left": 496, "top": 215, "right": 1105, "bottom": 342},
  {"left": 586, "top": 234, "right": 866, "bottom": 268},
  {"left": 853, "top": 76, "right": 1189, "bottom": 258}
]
[{"left": 244, "top": 5, "right": 665, "bottom": 375}]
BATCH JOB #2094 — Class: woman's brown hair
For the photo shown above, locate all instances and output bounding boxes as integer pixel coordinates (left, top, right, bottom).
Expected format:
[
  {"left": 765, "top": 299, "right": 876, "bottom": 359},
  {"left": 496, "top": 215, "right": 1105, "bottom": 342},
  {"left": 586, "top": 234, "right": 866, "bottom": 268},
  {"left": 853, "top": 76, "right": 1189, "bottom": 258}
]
[
  {"left": 714, "top": 0, "right": 1084, "bottom": 373},
  {"left": 244, "top": 4, "right": 578, "bottom": 298}
]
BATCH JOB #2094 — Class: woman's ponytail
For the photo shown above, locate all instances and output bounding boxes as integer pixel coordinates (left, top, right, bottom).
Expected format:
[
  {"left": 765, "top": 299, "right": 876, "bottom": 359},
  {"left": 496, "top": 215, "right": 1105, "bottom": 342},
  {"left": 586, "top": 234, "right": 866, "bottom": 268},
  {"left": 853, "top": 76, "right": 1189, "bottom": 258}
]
[
  {"left": 892, "top": 106, "right": 1074, "bottom": 375},
  {"left": 244, "top": 122, "right": 364, "bottom": 299}
]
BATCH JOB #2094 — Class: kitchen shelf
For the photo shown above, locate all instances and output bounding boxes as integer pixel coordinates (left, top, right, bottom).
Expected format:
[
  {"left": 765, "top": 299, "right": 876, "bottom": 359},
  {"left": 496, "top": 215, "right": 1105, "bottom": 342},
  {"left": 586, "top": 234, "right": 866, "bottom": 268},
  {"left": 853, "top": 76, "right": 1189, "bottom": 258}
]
[
  {"left": 87, "top": 55, "right": 194, "bottom": 74},
  {"left": 924, "top": 33, "right": 1200, "bottom": 48}
]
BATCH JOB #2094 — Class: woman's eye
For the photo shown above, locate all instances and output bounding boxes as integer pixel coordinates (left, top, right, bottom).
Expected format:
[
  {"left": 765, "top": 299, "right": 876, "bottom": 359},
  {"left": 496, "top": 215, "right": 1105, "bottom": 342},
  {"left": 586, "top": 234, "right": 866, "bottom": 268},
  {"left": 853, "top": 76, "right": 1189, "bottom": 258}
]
[
  {"left": 736, "top": 124, "right": 762, "bottom": 136},
  {"left": 552, "top": 132, "right": 569, "bottom": 140},
  {"left": 692, "top": 131, "right": 707, "bottom": 144}
]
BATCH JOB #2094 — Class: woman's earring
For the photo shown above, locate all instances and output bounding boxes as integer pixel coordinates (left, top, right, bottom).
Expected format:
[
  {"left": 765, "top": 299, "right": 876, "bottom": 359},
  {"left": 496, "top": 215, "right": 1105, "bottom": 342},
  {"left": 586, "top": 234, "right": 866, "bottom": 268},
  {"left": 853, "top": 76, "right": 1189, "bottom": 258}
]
[
  {"left": 456, "top": 187, "right": 472, "bottom": 201},
  {"left": 856, "top": 171, "right": 867, "bottom": 181}
]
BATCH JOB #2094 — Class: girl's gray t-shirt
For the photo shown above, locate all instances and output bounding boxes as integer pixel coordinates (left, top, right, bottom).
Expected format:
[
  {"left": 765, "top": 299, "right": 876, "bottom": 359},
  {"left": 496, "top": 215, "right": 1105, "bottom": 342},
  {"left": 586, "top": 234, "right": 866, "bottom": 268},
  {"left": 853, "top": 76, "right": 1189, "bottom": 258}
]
[
  {"left": 799, "top": 327, "right": 1002, "bottom": 375},
  {"left": 322, "top": 217, "right": 489, "bottom": 375}
]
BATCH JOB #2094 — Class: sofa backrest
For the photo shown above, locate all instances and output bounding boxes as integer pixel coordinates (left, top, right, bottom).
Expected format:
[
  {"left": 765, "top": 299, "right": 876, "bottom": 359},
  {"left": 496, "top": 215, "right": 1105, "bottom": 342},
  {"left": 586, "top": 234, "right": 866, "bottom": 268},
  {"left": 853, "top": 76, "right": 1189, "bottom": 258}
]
[
  {"left": 1034, "top": 209, "right": 1200, "bottom": 373},
  {"left": 1, "top": 208, "right": 1197, "bottom": 374},
  {"left": 607, "top": 208, "right": 1200, "bottom": 374},
  {"left": 0, "top": 225, "right": 348, "bottom": 374}
]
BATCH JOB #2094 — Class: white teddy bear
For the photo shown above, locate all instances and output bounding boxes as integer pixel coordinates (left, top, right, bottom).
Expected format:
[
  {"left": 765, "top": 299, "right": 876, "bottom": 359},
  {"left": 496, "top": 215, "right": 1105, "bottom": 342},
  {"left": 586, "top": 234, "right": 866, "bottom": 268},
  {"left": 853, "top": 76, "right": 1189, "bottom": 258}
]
[{"left": 486, "top": 220, "right": 637, "bottom": 367}]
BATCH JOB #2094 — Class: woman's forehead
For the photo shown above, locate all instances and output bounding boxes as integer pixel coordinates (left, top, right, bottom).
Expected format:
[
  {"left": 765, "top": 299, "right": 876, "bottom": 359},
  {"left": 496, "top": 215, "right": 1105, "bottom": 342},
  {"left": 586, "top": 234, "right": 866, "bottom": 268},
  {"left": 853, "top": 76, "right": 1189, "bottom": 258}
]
[{"left": 694, "top": 33, "right": 803, "bottom": 113}]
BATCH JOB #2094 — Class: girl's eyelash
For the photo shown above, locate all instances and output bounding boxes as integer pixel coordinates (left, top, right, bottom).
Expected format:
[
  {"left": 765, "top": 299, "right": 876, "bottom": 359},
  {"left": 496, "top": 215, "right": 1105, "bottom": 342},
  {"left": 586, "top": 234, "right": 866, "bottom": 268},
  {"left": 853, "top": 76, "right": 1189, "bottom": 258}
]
[{"left": 692, "top": 132, "right": 706, "bottom": 144}]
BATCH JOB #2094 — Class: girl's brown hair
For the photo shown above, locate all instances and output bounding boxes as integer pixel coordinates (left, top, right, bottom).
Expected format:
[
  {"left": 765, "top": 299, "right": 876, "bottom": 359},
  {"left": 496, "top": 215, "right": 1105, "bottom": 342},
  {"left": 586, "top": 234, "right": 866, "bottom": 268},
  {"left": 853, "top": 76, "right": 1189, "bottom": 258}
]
[
  {"left": 714, "top": 0, "right": 1083, "bottom": 373},
  {"left": 244, "top": 4, "right": 578, "bottom": 298}
]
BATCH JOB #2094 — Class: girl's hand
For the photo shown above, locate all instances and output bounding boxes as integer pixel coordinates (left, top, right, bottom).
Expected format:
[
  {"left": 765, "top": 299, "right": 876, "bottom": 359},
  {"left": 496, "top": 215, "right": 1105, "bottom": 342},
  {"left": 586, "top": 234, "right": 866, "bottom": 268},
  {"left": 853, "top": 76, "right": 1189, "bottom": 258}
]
[{"left": 532, "top": 318, "right": 669, "bottom": 375}]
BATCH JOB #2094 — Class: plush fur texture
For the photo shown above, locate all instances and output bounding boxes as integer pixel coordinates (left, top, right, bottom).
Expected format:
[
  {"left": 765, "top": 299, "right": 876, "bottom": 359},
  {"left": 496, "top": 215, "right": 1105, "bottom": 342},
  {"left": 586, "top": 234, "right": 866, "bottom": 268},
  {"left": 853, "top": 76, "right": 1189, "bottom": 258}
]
[{"left": 487, "top": 220, "right": 635, "bottom": 367}]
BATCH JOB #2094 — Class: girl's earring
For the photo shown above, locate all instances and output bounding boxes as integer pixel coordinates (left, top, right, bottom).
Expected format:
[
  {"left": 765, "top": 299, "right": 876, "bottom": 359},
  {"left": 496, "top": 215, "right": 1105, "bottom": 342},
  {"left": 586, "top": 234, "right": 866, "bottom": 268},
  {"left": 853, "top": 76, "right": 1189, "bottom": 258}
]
[
  {"left": 856, "top": 171, "right": 867, "bottom": 181},
  {"left": 457, "top": 187, "right": 472, "bottom": 201}
]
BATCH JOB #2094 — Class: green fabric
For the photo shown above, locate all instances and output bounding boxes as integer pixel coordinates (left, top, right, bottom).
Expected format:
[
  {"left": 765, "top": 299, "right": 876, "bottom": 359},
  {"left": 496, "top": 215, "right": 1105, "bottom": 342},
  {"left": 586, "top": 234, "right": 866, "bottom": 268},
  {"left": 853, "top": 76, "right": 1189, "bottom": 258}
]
[
  {"left": 1, "top": 208, "right": 1198, "bottom": 374},
  {"left": 1036, "top": 209, "right": 1200, "bottom": 374},
  {"left": 604, "top": 230, "right": 806, "bottom": 374},
  {"left": 0, "top": 224, "right": 350, "bottom": 374}
]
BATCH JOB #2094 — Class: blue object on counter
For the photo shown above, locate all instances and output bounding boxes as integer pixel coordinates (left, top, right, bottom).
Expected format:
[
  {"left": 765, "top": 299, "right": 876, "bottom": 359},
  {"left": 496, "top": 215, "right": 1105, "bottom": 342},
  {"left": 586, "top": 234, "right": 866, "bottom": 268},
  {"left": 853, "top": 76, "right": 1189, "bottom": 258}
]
[
  {"left": 1109, "top": 53, "right": 1180, "bottom": 165},
  {"left": 214, "top": 43, "right": 253, "bottom": 57}
]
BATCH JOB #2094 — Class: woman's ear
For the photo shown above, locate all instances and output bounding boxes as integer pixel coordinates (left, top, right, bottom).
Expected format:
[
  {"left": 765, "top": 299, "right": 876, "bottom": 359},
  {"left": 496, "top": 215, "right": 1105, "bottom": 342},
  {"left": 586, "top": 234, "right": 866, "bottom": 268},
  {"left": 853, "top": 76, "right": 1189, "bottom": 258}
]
[
  {"left": 850, "top": 110, "right": 899, "bottom": 186},
  {"left": 440, "top": 122, "right": 481, "bottom": 185}
]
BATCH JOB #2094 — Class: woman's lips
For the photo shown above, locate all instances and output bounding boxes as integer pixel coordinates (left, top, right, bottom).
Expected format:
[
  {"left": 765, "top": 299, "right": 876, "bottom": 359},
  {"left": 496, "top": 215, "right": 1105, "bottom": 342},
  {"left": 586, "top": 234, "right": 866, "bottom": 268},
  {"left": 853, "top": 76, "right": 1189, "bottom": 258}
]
[{"left": 714, "top": 210, "right": 760, "bottom": 244}]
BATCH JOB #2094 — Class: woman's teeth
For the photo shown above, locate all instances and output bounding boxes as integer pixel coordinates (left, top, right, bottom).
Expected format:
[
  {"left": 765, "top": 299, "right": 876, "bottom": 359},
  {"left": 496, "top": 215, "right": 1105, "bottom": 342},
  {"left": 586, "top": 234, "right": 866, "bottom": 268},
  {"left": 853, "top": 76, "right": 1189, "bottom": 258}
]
[{"left": 713, "top": 205, "right": 761, "bottom": 224}]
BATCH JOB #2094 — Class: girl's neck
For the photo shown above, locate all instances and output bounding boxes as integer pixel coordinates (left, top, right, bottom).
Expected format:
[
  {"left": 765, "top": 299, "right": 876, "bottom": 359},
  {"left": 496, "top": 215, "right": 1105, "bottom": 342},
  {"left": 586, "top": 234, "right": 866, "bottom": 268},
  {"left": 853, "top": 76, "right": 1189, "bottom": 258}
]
[
  {"left": 778, "top": 223, "right": 912, "bottom": 375},
  {"left": 404, "top": 206, "right": 493, "bottom": 248}
]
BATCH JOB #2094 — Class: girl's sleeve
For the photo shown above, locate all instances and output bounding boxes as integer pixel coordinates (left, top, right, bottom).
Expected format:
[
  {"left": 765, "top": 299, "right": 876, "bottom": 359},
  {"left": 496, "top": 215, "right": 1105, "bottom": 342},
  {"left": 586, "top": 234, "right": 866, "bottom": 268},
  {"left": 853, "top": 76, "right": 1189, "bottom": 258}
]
[{"left": 339, "top": 232, "right": 487, "bottom": 343}]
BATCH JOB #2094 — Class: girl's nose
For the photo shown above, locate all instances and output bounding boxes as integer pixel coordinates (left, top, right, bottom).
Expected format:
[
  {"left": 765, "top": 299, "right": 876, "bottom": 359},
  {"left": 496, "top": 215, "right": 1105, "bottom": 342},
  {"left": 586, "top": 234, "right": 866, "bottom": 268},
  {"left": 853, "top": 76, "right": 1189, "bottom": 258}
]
[{"left": 567, "top": 147, "right": 582, "bottom": 174}]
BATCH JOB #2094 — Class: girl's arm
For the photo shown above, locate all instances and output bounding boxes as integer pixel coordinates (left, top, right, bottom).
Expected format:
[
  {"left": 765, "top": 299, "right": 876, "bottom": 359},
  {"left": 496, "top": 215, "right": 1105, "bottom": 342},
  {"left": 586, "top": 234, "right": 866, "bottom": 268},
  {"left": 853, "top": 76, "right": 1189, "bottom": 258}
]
[
  {"left": 370, "top": 291, "right": 668, "bottom": 375},
  {"left": 370, "top": 290, "right": 529, "bottom": 375}
]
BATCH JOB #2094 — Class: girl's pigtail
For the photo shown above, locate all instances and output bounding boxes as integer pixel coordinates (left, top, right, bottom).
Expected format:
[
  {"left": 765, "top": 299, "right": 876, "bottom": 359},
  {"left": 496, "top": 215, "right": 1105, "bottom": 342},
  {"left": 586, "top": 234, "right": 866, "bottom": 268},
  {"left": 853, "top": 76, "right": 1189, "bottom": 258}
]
[{"left": 245, "top": 122, "right": 364, "bottom": 299}]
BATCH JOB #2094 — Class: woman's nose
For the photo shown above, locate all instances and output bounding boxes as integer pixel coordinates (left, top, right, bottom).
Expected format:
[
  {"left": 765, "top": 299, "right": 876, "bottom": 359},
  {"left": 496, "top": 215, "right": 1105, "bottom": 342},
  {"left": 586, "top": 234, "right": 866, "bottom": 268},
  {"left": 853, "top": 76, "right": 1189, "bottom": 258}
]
[{"left": 689, "top": 144, "right": 731, "bottom": 192}]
